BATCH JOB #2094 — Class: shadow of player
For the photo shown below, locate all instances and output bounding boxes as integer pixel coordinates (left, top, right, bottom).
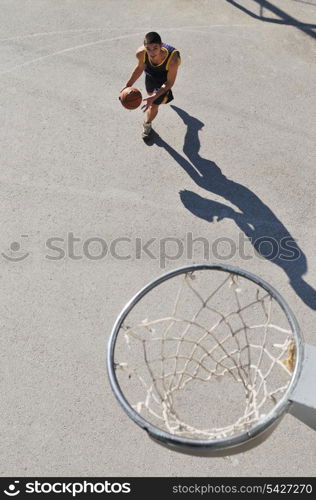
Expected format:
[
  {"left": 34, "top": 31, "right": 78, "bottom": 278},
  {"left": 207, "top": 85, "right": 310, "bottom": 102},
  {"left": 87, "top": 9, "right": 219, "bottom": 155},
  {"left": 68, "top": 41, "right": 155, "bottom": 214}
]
[{"left": 150, "top": 106, "right": 316, "bottom": 309}]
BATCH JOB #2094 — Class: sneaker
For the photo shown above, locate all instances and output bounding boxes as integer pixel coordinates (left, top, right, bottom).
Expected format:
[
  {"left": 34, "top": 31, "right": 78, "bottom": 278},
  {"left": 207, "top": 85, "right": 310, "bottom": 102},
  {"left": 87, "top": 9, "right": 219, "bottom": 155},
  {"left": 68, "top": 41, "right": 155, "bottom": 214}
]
[{"left": 142, "top": 121, "right": 152, "bottom": 140}]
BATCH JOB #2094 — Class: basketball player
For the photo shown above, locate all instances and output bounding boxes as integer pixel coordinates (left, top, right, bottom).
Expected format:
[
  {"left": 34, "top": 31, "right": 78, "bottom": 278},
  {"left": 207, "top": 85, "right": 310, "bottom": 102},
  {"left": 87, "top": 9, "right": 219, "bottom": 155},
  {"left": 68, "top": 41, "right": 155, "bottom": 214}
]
[{"left": 121, "top": 32, "right": 181, "bottom": 140}]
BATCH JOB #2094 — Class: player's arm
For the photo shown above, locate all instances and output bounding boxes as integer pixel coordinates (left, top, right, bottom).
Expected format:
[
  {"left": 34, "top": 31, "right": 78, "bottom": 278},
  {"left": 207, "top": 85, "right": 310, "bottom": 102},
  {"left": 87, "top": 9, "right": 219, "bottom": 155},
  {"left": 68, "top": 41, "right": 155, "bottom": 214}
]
[
  {"left": 153, "top": 54, "right": 180, "bottom": 100},
  {"left": 121, "top": 47, "right": 145, "bottom": 91}
]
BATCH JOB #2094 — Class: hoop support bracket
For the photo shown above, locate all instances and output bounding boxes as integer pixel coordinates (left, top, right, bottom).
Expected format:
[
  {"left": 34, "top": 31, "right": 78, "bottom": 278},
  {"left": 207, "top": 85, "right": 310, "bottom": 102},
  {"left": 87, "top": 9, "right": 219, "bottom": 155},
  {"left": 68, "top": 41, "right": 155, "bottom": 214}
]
[{"left": 289, "top": 343, "right": 316, "bottom": 430}]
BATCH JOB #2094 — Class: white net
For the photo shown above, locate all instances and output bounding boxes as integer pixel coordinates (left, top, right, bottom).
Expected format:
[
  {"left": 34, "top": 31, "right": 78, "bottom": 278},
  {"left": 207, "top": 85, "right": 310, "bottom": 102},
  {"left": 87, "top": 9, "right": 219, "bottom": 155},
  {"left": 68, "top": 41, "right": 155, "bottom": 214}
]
[{"left": 114, "top": 270, "right": 296, "bottom": 440}]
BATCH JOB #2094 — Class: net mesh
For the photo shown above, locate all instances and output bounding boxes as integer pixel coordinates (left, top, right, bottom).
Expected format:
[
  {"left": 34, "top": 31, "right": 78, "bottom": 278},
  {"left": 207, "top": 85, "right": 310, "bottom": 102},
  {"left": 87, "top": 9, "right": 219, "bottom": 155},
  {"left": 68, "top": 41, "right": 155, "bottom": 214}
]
[{"left": 114, "top": 270, "right": 296, "bottom": 440}]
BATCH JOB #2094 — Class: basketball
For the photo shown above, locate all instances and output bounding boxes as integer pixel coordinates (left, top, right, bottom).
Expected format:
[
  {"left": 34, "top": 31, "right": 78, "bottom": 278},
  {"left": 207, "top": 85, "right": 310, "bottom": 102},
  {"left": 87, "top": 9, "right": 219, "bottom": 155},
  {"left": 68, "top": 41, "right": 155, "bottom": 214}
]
[{"left": 119, "top": 86, "right": 142, "bottom": 110}]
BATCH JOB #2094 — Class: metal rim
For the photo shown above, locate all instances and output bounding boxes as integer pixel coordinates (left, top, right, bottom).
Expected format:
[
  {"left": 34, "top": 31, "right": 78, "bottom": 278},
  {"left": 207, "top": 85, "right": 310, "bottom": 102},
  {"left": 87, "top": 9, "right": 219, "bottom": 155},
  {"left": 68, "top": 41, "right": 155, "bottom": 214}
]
[{"left": 107, "top": 264, "right": 304, "bottom": 453}]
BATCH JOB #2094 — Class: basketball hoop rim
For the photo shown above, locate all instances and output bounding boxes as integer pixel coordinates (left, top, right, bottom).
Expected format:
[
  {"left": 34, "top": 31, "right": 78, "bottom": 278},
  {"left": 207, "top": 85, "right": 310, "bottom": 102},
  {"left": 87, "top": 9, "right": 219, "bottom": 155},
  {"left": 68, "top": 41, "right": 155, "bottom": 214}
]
[{"left": 107, "top": 264, "right": 304, "bottom": 454}]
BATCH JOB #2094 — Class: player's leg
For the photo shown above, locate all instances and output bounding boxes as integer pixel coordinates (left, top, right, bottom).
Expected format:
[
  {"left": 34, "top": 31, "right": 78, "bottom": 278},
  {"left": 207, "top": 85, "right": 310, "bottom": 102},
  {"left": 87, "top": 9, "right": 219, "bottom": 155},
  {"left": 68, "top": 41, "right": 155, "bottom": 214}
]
[
  {"left": 144, "top": 102, "right": 159, "bottom": 123},
  {"left": 142, "top": 92, "right": 172, "bottom": 137},
  {"left": 142, "top": 75, "right": 160, "bottom": 139},
  {"left": 142, "top": 90, "right": 157, "bottom": 139},
  {"left": 142, "top": 74, "right": 174, "bottom": 140},
  {"left": 145, "top": 93, "right": 169, "bottom": 123}
]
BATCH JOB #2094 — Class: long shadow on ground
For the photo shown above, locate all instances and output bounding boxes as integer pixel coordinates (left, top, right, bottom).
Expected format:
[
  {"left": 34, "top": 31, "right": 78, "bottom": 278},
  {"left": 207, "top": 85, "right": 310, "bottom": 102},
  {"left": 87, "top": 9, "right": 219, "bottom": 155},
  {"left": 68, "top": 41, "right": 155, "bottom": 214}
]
[{"left": 150, "top": 105, "right": 316, "bottom": 309}]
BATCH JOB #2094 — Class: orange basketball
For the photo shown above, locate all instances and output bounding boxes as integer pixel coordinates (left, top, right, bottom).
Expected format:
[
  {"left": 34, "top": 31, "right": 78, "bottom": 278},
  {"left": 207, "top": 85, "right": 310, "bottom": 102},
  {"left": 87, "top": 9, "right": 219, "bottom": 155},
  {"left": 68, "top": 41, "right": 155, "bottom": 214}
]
[{"left": 119, "top": 86, "right": 142, "bottom": 110}]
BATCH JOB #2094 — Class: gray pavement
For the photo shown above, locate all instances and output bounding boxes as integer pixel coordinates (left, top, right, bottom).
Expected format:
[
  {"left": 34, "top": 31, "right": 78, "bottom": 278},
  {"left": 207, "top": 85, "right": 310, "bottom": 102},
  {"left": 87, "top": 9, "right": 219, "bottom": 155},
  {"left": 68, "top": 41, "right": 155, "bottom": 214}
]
[{"left": 0, "top": 0, "right": 315, "bottom": 476}]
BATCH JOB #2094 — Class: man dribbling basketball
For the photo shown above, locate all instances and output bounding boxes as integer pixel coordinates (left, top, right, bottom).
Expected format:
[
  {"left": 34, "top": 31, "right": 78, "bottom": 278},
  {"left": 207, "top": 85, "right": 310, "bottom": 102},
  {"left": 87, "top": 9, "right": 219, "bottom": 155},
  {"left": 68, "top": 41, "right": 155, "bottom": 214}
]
[{"left": 121, "top": 32, "right": 181, "bottom": 140}]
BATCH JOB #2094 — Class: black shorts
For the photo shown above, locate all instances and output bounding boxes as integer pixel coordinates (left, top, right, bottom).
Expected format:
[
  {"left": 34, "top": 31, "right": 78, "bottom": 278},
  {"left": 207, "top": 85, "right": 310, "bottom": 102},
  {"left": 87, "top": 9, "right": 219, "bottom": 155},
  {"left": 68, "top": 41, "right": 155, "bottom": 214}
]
[{"left": 145, "top": 74, "right": 174, "bottom": 105}]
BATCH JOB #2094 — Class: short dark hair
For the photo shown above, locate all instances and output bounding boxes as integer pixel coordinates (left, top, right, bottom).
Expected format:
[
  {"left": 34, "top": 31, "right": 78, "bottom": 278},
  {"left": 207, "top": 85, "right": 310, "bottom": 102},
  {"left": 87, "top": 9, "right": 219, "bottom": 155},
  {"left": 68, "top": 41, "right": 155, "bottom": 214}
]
[{"left": 144, "top": 32, "right": 162, "bottom": 45}]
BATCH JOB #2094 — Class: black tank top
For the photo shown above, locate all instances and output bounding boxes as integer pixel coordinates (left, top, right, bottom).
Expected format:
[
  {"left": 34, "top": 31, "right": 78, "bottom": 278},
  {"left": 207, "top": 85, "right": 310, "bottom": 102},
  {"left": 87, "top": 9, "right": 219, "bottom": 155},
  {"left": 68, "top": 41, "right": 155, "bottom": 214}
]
[{"left": 144, "top": 43, "right": 181, "bottom": 85}]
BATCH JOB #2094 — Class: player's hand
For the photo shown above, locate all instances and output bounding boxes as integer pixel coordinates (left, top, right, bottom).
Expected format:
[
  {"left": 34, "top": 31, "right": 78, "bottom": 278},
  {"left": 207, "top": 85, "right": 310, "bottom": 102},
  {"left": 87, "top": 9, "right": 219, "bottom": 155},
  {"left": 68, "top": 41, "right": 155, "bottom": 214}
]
[
  {"left": 141, "top": 94, "right": 157, "bottom": 111},
  {"left": 119, "top": 85, "right": 129, "bottom": 94},
  {"left": 119, "top": 86, "right": 129, "bottom": 102}
]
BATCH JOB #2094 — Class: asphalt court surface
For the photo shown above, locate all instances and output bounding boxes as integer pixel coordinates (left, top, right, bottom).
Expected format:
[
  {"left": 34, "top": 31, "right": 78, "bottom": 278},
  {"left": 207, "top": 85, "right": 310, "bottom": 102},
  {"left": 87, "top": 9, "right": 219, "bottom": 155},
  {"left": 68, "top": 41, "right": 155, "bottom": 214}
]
[{"left": 0, "top": 0, "right": 315, "bottom": 476}]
